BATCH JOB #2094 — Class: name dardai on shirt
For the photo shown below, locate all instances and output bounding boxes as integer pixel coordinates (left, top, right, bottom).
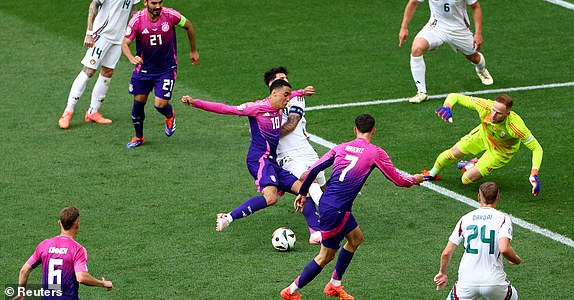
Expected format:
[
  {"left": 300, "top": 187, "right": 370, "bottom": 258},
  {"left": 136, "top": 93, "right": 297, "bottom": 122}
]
[{"left": 472, "top": 214, "right": 493, "bottom": 221}]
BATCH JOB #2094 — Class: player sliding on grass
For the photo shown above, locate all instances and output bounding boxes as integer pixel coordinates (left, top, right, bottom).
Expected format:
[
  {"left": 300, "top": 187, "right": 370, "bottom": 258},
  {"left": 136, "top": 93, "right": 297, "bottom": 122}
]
[
  {"left": 434, "top": 182, "right": 521, "bottom": 300},
  {"left": 181, "top": 80, "right": 319, "bottom": 234},
  {"left": 422, "top": 93, "right": 543, "bottom": 196},
  {"left": 281, "top": 114, "right": 424, "bottom": 300}
]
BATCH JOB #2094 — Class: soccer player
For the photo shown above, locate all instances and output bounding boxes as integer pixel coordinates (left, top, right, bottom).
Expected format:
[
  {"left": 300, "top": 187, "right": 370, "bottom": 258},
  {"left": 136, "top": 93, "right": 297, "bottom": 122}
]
[
  {"left": 281, "top": 114, "right": 424, "bottom": 300},
  {"left": 122, "top": 0, "right": 199, "bottom": 148},
  {"left": 58, "top": 0, "right": 140, "bottom": 129},
  {"left": 181, "top": 80, "right": 306, "bottom": 232},
  {"left": 399, "top": 0, "right": 493, "bottom": 103},
  {"left": 264, "top": 66, "right": 324, "bottom": 244},
  {"left": 434, "top": 182, "right": 521, "bottom": 300},
  {"left": 423, "top": 93, "right": 543, "bottom": 196},
  {"left": 15, "top": 207, "right": 113, "bottom": 300}
]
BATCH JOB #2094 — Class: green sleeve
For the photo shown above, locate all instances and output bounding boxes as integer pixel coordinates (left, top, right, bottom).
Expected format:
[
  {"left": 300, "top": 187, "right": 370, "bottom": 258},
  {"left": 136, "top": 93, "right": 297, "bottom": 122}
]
[
  {"left": 177, "top": 15, "right": 187, "bottom": 28},
  {"left": 524, "top": 136, "right": 543, "bottom": 170},
  {"left": 444, "top": 93, "right": 492, "bottom": 116},
  {"left": 508, "top": 114, "right": 543, "bottom": 170}
]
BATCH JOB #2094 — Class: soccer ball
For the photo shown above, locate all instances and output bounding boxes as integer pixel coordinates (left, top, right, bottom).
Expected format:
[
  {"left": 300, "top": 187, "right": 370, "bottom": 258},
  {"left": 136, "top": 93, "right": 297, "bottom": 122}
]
[{"left": 271, "top": 227, "right": 296, "bottom": 251}]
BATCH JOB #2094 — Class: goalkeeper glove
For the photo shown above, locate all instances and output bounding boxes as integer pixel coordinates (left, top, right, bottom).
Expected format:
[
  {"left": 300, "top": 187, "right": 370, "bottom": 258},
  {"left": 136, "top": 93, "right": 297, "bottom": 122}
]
[
  {"left": 529, "top": 169, "right": 540, "bottom": 196},
  {"left": 435, "top": 106, "right": 453, "bottom": 123}
]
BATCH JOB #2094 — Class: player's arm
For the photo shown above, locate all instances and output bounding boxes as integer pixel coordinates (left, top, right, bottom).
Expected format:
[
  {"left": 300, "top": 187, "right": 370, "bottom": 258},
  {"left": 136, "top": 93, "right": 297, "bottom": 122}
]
[
  {"left": 399, "top": 0, "right": 420, "bottom": 47},
  {"left": 434, "top": 241, "right": 457, "bottom": 290},
  {"left": 470, "top": 1, "right": 483, "bottom": 51},
  {"left": 177, "top": 16, "right": 199, "bottom": 66},
  {"left": 436, "top": 93, "right": 490, "bottom": 122},
  {"left": 510, "top": 119, "right": 543, "bottom": 196},
  {"left": 499, "top": 237, "right": 522, "bottom": 265},
  {"left": 17, "top": 263, "right": 33, "bottom": 288},
  {"left": 182, "top": 96, "right": 265, "bottom": 117},
  {"left": 84, "top": 0, "right": 102, "bottom": 48},
  {"left": 280, "top": 104, "right": 304, "bottom": 137},
  {"left": 121, "top": 37, "right": 143, "bottom": 65},
  {"left": 76, "top": 272, "right": 113, "bottom": 291},
  {"left": 376, "top": 150, "right": 423, "bottom": 186}
]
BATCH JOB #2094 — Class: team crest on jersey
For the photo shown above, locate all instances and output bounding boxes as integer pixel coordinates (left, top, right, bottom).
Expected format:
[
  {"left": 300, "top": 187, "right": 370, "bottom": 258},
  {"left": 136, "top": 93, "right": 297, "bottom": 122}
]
[
  {"left": 162, "top": 22, "right": 170, "bottom": 32},
  {"left": 499, "top": 131, "right": 506, "bottom": 138}
]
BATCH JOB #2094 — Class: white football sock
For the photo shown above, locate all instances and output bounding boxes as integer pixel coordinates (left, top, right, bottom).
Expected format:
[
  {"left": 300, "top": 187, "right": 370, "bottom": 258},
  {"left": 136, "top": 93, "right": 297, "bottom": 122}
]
[
  {"left": 289, "top": 282, "right": 299, "bottom": 294},
  {"left": 410, "top": 55, "right": 427, "bottom": 94},
  {"left": 330, "top": 278, "right": 342, "bottom": 287},
  {"left": 474, "top": 52, "right": 486, "bottom": 72},
  {"left": 65, "top": 71, "right": 90, "bottom": 112},
  {"left": 309, "top": 183, "right": 323, "bottom": 207},
  {"left": 88, "top": 75, "right": 111, "bottom": 114}
]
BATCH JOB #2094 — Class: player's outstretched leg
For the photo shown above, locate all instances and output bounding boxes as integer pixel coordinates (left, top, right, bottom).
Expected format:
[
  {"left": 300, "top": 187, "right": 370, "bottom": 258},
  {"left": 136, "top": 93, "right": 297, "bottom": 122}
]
[{"left": 302, "top": 198, "right": 321, "bottom": 244}]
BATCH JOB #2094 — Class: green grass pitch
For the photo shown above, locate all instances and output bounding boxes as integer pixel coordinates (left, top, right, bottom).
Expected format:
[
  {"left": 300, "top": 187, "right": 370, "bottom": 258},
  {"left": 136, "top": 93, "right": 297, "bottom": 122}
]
[{"left": 0, "top": 0, "right": 573, "bottom": 299}]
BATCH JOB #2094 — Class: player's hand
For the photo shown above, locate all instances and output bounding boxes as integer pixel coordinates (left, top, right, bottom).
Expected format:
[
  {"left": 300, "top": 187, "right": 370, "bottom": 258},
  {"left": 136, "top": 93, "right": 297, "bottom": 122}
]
[
  {"left": 473, "top": 33, "right": 483, "bottom": 52},
  {"left": 302, "top": 86, "right": 316, "bottom": 97},
  {"left": 413, "top": 174, "right": 425, "bottom": 185},
  {"left": 101, "top": 277, "right": 113, "bottom": 291},
  {"left": 399, "top": 28, "right": 409, "bottom": 47},
  {"left": 433, "top": 273, "right": 448, "bottom": 290},
  {"left": 529, "top": 169, "right": 540, "bottom": 196},
  {"left": 181, "top": 95, "right": 195, "bottom": 106},
  {"left": 129, "top": 55, "right": 143, "bottom": 65},
  {"left": 190, "top": 50, "right": 199, "bottom": 66},
  {"left": 294, "top": 194, "right": 306, "bottom": 212},
  {"left": 84, "top": 34, "right": 95, "bottom": 48},
  {"left": 435, "top": 106, "right": 453, "bottom": 123}
]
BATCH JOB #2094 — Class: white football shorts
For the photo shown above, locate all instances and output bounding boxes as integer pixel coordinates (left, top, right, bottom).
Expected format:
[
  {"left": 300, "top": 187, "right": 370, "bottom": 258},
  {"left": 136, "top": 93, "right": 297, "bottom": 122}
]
[
  {"left": 447, "top": 282, "right": 518, "bottom": 300},
  {"left": 415, "top": 24, "right": 476, "bottom": 55},
  {"left": 279, "top": 155, "right": 326, "bottom": 187},
  {"left": 81, "top": 38, "right": 122, "bottom": 70}
]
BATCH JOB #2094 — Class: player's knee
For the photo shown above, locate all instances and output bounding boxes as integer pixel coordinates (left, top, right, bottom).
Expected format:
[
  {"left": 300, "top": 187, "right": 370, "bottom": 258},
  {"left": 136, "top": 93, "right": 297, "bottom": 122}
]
[
  {"left": 263, "top": 194, "right": 278, "bottom": 206},
  {"left": 100, "top": 67, "right": 114, "bottom": 78},
  {"left": 82, "top": 67, "right": 96, "bottom": 78}
]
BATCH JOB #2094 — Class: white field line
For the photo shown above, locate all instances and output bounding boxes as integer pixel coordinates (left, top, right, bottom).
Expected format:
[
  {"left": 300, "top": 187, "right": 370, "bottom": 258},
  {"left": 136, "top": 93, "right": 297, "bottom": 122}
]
[
  {"left": 544, "top": 0, "right": 574, "bottom": 10},
  {"left": 308, "top": 134, "right": 574, "bottom": 248},
  {"left": 306, "top": 81, "right": 574, "bottom": 111}
]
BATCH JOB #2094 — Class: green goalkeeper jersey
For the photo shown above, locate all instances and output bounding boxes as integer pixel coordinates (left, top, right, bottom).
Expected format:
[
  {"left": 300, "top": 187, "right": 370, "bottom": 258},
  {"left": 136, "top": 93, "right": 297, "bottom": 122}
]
[{"left": 445, "top": 93, "right": 543, "bottom": 169}]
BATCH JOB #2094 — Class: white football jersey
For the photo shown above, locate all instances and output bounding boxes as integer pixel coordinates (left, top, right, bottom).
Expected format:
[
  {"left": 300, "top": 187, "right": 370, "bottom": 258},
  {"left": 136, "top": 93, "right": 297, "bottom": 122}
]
[
  {"left": 277, "top": 96, "right": 316, "bottom": 160},
  {"left": 93, "top": 0, "right": 140, "bottom": 44},
  {"left": 449, "top": 207, "right": 513, "bottom": 286},
  {"left": 421, "top": 0, "right": 477, "bottom": 31}
]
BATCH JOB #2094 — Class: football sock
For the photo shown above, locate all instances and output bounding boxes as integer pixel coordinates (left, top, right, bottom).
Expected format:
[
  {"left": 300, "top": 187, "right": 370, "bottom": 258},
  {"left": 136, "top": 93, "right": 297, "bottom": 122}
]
[
  {"left": 474, "top": 52, "right": 486, "bottom": 72},
  {"left": 154, "top": 103, "right": 174, "bottom": 118},
  {"left": 302, "top": 197, "right": 320, "bottom": 232},
  {"left": 296, "top": 259, "right": 323, "bottom": 289},
  {"left": 88, "top": 75, "right": 111, "bottom": 114},
  {"left": 332, "top": 247, "right": 354, "bottom": 283},
  {"left": 431, "top": 149, "right": 457, "bottom": 176},
  {"left": 410, "top": 55, "right": 427, "bottom": 94},
  {"left": 309, "top": 183, "right": 323, "bottom": 206},
  {"left": 461, "top": 173, "right": 474, "bottom": 185},
  {"left": 131, "top": 100, "right": 146, "bottom": 138},
  {"left": 66, "top": 71, "right": 90, "bottom": 112},
  {"left": 229, "top": 195, "right": 267, "bottom": 220},
  {"left": 288, "top": 282, "right": 299, "bottom": 294}
]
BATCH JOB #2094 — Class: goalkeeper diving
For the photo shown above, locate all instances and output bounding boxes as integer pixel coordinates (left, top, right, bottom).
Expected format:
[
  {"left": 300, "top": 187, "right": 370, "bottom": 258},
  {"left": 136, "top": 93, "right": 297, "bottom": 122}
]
[{"left": 422, "top": 93, "right": 543, "bottom": 196}]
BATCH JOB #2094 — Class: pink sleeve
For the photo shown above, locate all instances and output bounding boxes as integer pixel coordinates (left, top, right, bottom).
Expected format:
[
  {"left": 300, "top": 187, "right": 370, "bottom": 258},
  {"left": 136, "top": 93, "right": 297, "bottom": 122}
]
[
  {"left": 26, "top": 241, "right": 44, "bottom": 268},
  {"left": 124, "top": 14, "right": 138, "bottom": 41},
  {"left": 376, "top": 148, "right": 416, "bottom": 187},
  {"left": 193, "top": 99, "right": 270, "bottom": 117},
  {"left": 290, "top": 89, "right": 303, "bottom": 99},
  {"left": 73, "top": 247, "right": 89, "bottom": 273},
  {"left": 165, "top": 8, "right": 182, "bottom": 25}
]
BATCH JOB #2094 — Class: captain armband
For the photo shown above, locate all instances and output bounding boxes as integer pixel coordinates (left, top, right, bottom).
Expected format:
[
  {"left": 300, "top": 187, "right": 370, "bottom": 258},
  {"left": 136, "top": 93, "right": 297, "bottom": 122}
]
[
  {"left": 289, "top": 106, "right": 304, "bottom": 116},
  {"left": 177, "top": 15, "right": 188, "bottom": 28}
]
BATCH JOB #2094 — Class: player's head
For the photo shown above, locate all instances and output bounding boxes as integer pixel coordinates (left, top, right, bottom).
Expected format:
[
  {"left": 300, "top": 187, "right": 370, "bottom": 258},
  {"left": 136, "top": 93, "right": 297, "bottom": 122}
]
[
  {"left": 269, "top": 79, "right": 292, "bottom": 109},
  {"left": 478, "top": 182, "right": 500, "bottom": 205},
  {"left": 355, "top": 114, "right": 376, "bottom": 134},
  {"left": 264, "top": 66, "right": 289, "bottom": 87},
  {"left": 491, "top": 94, "right": 513, "bottom": 124},
  {"left": 145, "top": 0, "right": 164, "bottom": 18},
  {"left": 59, "top": 206, "right": 80, "bottom": 231}
]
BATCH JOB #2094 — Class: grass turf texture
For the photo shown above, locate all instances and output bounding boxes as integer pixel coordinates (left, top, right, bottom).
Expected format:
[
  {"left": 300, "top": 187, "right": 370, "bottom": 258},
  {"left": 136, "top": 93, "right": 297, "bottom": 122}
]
[{"left": 0, "top": 0, "right": 573, "bottom": 298}]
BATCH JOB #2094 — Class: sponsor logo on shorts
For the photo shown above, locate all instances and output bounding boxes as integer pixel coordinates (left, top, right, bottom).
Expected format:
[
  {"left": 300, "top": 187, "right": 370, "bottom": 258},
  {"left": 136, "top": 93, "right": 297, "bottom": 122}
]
[
  {"left": 270, "top": 175, "right": 276, "bottom": 182},
  {"left": 90, "top": 59, "right": 96, "bottom": 65}
]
